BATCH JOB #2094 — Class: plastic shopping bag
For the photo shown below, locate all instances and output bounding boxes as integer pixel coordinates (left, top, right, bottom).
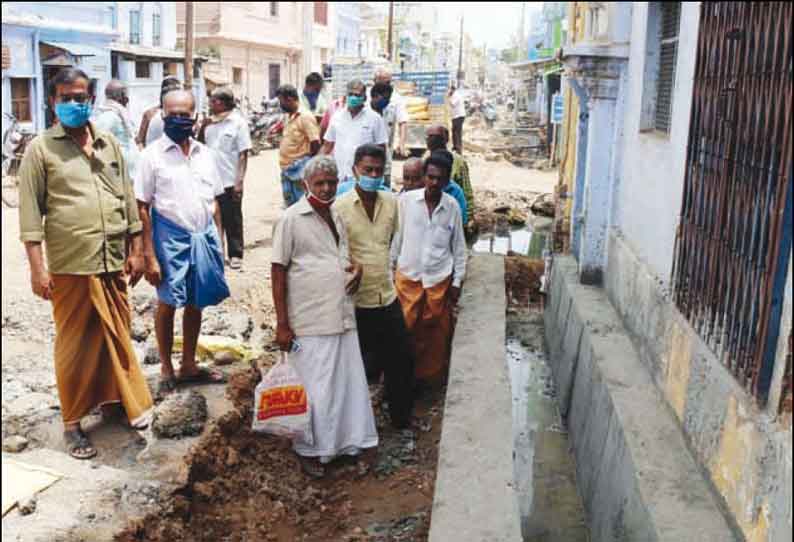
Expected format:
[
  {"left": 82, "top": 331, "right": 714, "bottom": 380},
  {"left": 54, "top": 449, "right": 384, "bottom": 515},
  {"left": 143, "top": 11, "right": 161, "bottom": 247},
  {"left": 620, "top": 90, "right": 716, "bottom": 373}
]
[{"left": 252, "top": 353, "right": 313, "bottom": 445}]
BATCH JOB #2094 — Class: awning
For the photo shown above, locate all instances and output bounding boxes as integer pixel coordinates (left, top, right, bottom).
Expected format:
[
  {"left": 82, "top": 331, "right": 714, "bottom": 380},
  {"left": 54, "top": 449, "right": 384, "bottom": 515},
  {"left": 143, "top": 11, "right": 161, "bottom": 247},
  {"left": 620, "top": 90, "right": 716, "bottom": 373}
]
[
  {"left": 204, "top": 74, "right": 230, "bottom": 86},
  {"left": 41, "top": 41, "right": 100, "bottom": 56},
  {"left": 542, "top": 65, "right": 564, "bottom": 77},
  {"left": 110, "top": 43, "right": 207, "bottom": 62}
]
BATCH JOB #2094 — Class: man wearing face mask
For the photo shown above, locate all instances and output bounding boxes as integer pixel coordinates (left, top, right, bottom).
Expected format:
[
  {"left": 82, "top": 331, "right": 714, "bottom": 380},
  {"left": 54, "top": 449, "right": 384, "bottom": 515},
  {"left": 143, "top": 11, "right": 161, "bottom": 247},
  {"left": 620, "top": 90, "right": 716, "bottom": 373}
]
[
  {"left": 93, "top": 80, "right": 140, "bottom": 180},
  {"left": 276, "top": 84, "right": 321, "bottom": 208},
  {"left": 271, "top": 154, "right": 375, "bottom": 478},
  {"left": 334, "top": 144, "right": 415, "bottom": 429},
  {"left": 135, "top": 90, "right": 230, "bottom": 396},
  {"left": 368, "top": 82, "right": 399, "bottom": 188},
  {"left": 18, "top": 68, "right": 153, "bottom": 460},
  {"left": 425, "top": 125, "right": 475, "bottom": 230},
  {"left": 299, "top": 72, "right": 328, "bottom": 126},
  {"left": 321, "top": 80, "right": 388, "bottom": 183}
]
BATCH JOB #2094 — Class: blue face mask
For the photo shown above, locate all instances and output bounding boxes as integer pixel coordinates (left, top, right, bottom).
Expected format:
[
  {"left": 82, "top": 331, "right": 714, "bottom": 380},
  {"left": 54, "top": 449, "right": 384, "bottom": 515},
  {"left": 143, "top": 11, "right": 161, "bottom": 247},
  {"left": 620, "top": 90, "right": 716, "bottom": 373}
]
[
  {"left": 163, "top": 115, "right": 195, "bottom": 144},
  {"left": 303, "top": 89, "right": 319, "bottom": 109},
  {"left": 358, "top": 175, "right": 385, "bottom": 192},
  {"left": 347, "top": 95, "right": 365, "bottom": 109},
  {"left": 372, "top": 97, "right": 390, "bottom": 112},
  {"left": 55, "top": 102, "right": 93, "bottom": 128}
]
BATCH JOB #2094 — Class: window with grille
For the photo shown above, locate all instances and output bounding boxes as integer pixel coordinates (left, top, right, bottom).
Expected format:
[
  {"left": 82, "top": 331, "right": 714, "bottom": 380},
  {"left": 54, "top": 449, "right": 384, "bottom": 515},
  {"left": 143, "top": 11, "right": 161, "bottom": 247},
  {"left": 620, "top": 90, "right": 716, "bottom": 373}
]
[
  {"left": 233, "top": 67, "right": 243, "bottom": 85},
  {"left": 130, "top": 10, "right": 142, "bottom": 45},
  {"left": 10, "top": 78, "right": 31, "bottom": 122},
  {"left": 314, "top": 2, "right": 328, "bottom": 26},
  {"left": 153, "top": 13, "right": 162, "bottom": 47},
  {"left": 135, "top": 61, "right": 151, "bottom": 79},
  {"left": 270, "top": 2, "right": 278, "bottom": 17},
  {"left": 655, "top": 2, "right": 680, "bottom": 133}
]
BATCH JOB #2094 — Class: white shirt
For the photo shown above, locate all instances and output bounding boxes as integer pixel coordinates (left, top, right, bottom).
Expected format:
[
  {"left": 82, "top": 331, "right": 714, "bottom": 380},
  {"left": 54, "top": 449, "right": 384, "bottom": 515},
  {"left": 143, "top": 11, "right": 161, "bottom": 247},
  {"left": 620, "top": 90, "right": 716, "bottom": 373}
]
[
  {"left": 135, "top": 136, "right": 224, "bottom": 232},
  {"left": 375, "top": 102, "right": 398, "bottom": 177},
  {"left": 271, "top": 196, "right": 357, "bottom": 337},
  {"left": 392, "top": 190, "right": 467, "bottom": 289},
  {"left": 145, "top": 112, "right": 165, "bottom": 146},
  {"left": 203, "top": 110, "right": 252, "bottom": 188},
  {"left": 449, "top": 90, "right": 466, "bottom": 119},
  {"left": 325, "top": 107, "right": 389, "bottom": 180}
]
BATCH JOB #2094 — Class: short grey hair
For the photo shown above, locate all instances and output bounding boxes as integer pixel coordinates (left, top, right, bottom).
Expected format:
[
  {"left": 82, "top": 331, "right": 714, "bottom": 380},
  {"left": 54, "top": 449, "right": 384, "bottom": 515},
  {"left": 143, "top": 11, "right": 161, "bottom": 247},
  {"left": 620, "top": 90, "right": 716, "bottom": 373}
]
[
  {"left": 374, "top": 67, "right": 392, "bottom": 79},
  {"left": 303, "top": 155, "right": 338, "bottom": 182},
  {"left": 347, "top": 79, "right": 366, "bottom": 94}
]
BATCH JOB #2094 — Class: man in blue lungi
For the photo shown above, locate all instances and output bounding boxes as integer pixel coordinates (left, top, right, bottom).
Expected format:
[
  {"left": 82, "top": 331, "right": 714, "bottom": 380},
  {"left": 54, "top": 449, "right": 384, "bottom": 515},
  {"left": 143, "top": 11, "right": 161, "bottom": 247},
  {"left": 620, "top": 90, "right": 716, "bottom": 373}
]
[{"left": 135, "top": 89, "right": 230, "bottom": 394}]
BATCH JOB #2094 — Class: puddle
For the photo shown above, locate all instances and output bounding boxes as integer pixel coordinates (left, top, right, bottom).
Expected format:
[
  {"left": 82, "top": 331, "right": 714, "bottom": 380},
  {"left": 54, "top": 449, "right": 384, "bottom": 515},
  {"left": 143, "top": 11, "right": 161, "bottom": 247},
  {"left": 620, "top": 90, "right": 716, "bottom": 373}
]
[
  {"left": 473, "top": 226, "right": 547, "bottom": 259},
  {"left": 507, "top": 313, "right": 589, "bottom": 542}
]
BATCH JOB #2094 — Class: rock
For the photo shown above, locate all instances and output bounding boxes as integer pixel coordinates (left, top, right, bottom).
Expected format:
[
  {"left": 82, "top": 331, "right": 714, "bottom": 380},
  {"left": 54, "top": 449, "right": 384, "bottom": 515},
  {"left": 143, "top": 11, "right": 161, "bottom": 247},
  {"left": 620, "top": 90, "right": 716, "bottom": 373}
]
[
  {"left": 130, "top": 318, "right": 151, "bottom": 342},
  {"left": 143, "top": 339, "right": 160, "bottom": 365},
  {"left": 213, "top": 350, "right": 238, "bottom": 366},
  {"left": 226, "top": 448, "right": 240, "bottom": 467},
  {"left": 193, "top": 481, "right": 215, "bottom": 500},
  {"left": 531, "top": 193, "right": 555, "bottom": 218},
  {"left": 3, "top": 435, "right": 29, "bottom": 453},
  {"left": 151, "top": 390, "right": 208, "bottom": 439},
  {"left": 18, "top": 496, "right": 36, "bottom": 515}
]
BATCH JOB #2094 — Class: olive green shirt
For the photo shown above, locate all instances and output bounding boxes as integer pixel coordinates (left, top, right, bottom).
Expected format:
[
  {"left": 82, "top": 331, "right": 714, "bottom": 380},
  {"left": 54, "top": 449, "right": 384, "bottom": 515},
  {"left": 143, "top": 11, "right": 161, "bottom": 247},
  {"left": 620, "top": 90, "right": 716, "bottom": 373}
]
[{"left": 18, "top": 122, "right": 142, "bottom": 275}]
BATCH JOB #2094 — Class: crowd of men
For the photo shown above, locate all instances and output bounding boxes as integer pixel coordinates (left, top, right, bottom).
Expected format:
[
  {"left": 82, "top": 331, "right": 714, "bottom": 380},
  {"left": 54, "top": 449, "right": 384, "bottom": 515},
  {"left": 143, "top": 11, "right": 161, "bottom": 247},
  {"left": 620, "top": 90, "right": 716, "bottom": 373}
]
[{"left": 17, "top": 66, "right": 472, "bottom": 477}]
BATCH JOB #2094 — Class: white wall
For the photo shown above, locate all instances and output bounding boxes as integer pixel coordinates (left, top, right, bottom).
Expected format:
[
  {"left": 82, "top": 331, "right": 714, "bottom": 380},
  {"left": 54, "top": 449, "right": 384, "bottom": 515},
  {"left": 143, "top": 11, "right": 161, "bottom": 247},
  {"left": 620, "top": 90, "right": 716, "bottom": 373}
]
[
  {"left": 616, "top": 2, "right": 700, "bottom": 280},
  {"left": 116, "top": 2, "right": 175, "bottom": 48}
]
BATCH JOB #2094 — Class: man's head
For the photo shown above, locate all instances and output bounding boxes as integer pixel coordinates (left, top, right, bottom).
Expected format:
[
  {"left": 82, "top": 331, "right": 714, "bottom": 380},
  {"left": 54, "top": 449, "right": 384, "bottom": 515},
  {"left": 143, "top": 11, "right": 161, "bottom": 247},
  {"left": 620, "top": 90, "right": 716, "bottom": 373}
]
[
  {"left": 210, "top": 87, "right": 235, "bottom": 115},
  {"left": 374, "top": 67, "right": 393, "bottom": 86},
  {"left": 275, "top": 84, "right": 300, "bottom": 114},
  {"left": 353, "top": 144, "right": 386, "bottom": 190},
  {"left": 162, "top": 90, "right": 197, "bottom": 144},
  {"left": 426, "top": 124, "right": 449, "bottom": 152},
  {"left": 423, "top": 151, "right": 453, "bottom": 201},
  {"left": 304, "top": 72, "right": 324, "bottom": 94},
  {"left": 370, "top": 82, "right": 393, "bottom": 113},
  {"left": 346, "top": 80, "right": 367, "bottom": 113},
  {"left": 303, "top": 155, "right": 340, "bottom": 203},
  {"left": 402, "top": 157, "right": 425, "bottom": 192},
  {"left": 104, "top": 79, "right": 128, "bottom": 107},
  {"left": 48, "top": 68, "right": 94, "bottom": 129}
]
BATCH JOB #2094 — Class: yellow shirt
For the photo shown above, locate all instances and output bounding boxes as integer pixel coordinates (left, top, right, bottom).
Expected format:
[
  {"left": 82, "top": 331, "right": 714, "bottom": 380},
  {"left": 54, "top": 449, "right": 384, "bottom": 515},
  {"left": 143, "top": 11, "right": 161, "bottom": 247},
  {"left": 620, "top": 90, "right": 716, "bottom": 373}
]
[
  {"left": 278, "top": 112, "right": 320, "bottom": 169},
  {"left": 334, "top": 188, "right": 400, "bottom": 309},
  {"left": 18, "top": 122, "right": 142, "bottom": 275}
]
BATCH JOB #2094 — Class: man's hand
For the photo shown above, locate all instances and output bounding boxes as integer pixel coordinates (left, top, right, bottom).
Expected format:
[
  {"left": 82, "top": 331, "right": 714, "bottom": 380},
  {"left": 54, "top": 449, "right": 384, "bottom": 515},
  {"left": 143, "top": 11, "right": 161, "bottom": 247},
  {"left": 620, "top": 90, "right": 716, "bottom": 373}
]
[
  {"left": 232, "top": 183, "right": 244, "bottom": 202},
  {"left": 125, "top": 252, "right": 145, "bottom": 288},
  {"left": 31, "top": 269, "right": 54, "bottom": 300},
  {"left": 449, "top": 286, "right": 462, "bottom": 307},
  {"left": 275, "top": 322, "right": 296, "bottom": 352},
  {"left": 144, "top": 256, "right": 162, "bottom": 287},
  {"left": 346, "top": 264, "right": 363, "bottom": 295}
]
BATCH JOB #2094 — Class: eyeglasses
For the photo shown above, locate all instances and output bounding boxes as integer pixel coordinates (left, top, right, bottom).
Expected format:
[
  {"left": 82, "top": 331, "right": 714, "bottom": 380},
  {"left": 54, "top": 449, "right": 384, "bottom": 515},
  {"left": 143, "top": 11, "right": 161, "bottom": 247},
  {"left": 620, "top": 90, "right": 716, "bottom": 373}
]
[{"left": 56, "top": 94, "right": 91, "bottom": 104}]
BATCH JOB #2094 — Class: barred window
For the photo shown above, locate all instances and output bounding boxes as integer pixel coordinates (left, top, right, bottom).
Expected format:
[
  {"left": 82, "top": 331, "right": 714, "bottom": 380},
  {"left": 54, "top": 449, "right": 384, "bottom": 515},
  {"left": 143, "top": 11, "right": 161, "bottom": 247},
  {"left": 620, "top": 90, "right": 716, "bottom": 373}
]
[
  {"left": 130, "top": 10, "right": 141, "bottom": 45},
  {"left": 655, "top": 2, "right": 681, "bottom": 133}
]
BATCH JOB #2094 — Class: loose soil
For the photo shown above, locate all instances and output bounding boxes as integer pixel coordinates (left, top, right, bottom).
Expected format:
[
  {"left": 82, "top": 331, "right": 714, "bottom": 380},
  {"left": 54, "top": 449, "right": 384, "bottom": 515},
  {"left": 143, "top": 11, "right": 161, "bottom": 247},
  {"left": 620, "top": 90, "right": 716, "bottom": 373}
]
[{"left": 116, "top": 360, "right": 445, "bottom": 542}]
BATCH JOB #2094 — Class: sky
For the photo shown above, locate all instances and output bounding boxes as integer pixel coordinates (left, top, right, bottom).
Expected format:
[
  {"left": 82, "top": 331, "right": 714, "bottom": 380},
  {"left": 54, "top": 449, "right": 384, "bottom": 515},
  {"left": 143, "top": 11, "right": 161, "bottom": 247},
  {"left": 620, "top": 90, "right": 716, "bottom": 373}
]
[{"left": 438, "top": 2, "right": 543, "bottom": 50}]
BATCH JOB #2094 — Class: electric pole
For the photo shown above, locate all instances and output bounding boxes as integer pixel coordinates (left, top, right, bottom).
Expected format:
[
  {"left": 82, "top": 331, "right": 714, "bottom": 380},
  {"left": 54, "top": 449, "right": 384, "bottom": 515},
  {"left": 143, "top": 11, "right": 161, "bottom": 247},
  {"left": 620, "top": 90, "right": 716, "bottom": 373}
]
[
  {"left": 184, "top": 1, "right": 194, "bottom": 89},
  {"left": 457, "top": 14, "right": 464, "bottom": 86},
  {"left": 519, "top": 2, "right": 526, "bottom": 59},
  {"left": 387, "top": 1, "right": 394, "bottom": 61}
]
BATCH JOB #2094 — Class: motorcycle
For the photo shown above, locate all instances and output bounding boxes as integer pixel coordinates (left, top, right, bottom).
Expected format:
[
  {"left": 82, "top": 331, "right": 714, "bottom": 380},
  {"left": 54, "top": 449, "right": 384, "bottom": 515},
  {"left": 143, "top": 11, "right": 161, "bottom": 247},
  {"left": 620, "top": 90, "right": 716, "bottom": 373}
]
[
  {"left": 249, "top": 98, "right": 283, "bottom": 156},
  {"left": 2, "top": 112, "right": 35, "bottom": 178}
]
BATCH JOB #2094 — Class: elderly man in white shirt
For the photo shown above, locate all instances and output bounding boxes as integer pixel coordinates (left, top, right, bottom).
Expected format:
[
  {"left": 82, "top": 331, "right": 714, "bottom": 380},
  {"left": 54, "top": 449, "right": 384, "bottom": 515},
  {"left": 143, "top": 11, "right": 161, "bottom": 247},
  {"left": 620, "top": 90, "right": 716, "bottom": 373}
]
[
  {"left": 136, "top": 90, "right": 230, "bottom": 395},
  {"left": 392, "top": 151, "right": 467, "bottom": 387},
  {"left": 271, "top": 154, "right": 377, "bottom": 479},
  {"left": 369, "top": 67, "right": 409, "bottom": 158},
  {"left": 321, "top": 79, "right": 388, "bottom": 182}
]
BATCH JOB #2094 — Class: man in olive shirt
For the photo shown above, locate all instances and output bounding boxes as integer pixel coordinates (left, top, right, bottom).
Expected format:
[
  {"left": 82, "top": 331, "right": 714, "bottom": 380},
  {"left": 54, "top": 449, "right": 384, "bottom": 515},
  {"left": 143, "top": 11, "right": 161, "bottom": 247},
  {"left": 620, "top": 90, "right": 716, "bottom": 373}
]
[
  {"left": 18, "top": 68, "right": 153, "bottom": 460},
  {"left": 334, "top": 144, "right": 414, "bottom": 428}
]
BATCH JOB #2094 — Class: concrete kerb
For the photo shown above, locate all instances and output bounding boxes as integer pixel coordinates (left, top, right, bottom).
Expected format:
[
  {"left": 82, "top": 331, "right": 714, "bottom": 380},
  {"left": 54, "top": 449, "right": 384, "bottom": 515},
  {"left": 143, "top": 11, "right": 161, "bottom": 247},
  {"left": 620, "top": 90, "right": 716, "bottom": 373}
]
[
  {"left": 544, "top": 256, "right": 738, "bottom": 542},
  {"left": 428, "top": 254, "right": 522, "bottom": 542}
]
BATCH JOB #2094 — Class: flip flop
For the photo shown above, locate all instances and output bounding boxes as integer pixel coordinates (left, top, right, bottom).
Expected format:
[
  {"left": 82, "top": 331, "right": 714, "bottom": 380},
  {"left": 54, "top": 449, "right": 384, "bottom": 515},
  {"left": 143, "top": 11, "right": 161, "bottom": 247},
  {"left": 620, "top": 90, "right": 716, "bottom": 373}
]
[
  {"left": 178, "top": 366, "right": 227, "bottom": 385},
  {"left": 299, "top": 457, "right": 325, "bottom": 479},
  {"left": 64, "top": 429, "right": 97, "bottom": 460}
]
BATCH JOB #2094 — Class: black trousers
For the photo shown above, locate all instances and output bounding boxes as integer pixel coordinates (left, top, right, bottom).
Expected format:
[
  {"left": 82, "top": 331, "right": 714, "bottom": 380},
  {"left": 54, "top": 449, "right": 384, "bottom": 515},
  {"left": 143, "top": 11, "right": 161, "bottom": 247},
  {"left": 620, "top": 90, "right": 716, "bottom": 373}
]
[
  {"left": 356, "top": 300, "right": 414, "bottom": 427},
  {"left": 217, "top": 187, "right": 244, "bottom": 259},
  {"left": 451, "top": 116, "right": 465, "bottom": 154}
]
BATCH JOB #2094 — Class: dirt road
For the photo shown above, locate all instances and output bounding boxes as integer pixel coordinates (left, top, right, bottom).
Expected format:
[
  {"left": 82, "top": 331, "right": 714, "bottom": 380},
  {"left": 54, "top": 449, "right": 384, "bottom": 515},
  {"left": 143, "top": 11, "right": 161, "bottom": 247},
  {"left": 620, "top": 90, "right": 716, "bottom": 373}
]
[{"left": 1, "top": 147, "right": 556, "bottom": 541}]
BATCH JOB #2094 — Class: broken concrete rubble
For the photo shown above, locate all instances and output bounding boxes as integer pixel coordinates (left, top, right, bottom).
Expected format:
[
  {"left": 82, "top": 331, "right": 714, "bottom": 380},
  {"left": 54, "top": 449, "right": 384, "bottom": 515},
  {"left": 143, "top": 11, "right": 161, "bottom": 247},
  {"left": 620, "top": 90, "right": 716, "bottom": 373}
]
[{"left": 151, "top": 390, "right": 208, "bottom": 439}]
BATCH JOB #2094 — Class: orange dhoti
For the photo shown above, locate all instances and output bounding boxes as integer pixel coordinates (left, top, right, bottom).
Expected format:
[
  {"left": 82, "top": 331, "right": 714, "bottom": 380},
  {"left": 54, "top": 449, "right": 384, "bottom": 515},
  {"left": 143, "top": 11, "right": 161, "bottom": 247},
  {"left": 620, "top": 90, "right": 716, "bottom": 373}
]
[
  {"left": 51, "top": 273, "right": 153, "bottom": 426},
  {"left": 395, "top": 272, "right": 454, "bottom": 383}
]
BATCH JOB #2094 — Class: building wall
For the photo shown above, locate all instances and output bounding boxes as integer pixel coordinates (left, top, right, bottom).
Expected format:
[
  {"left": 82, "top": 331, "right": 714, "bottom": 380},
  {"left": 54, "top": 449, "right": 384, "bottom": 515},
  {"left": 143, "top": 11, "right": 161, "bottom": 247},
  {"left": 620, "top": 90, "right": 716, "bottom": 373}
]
[
  {"left": 1, "top": 25, "right": 40, "bottom": 136},
  {"left": 116, "top": 2, "right": 177, "bottom": 49},
  {"left": 615, "top": 1, "right": 696, "bottom": 280},
  {"left": 335, "top": 2, "right": 361, "bottom": 58},
  {"left": 604, "top": 4, "right": 794, "bottom": 541}
]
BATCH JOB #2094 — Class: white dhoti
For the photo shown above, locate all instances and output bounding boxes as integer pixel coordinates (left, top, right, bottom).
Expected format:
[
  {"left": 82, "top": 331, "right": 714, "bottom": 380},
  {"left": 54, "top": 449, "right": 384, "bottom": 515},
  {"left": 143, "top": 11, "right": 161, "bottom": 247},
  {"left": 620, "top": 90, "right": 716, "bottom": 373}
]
[{"left": 291, "top": 330, "right": 379, "bottom": 462}]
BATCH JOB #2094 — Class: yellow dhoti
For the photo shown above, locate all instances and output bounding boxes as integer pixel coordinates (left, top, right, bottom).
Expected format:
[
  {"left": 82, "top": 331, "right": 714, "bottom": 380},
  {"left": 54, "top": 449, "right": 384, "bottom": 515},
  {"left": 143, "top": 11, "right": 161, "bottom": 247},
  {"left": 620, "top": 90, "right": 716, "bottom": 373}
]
[
  {"left": 51, "top": 273, "right": 153, "bottom": 426},
  {"left": 395, "top": 272, "right": 454, "bottom": 383}
]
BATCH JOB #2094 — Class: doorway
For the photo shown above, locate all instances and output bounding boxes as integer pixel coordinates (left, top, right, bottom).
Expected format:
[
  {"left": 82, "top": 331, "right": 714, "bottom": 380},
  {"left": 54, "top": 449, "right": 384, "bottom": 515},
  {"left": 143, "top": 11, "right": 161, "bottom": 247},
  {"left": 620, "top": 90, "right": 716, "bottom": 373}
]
[{"left": 268, "top": 63, "right": 280, "bottom": 99}]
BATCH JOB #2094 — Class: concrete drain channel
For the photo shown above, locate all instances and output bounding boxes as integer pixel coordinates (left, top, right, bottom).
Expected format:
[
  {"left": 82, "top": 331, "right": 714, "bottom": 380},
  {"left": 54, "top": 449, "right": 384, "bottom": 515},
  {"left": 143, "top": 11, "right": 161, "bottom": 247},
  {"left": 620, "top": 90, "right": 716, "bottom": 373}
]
[{"left": 508, "top": 310, "right": 590, "bottom": 541}]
